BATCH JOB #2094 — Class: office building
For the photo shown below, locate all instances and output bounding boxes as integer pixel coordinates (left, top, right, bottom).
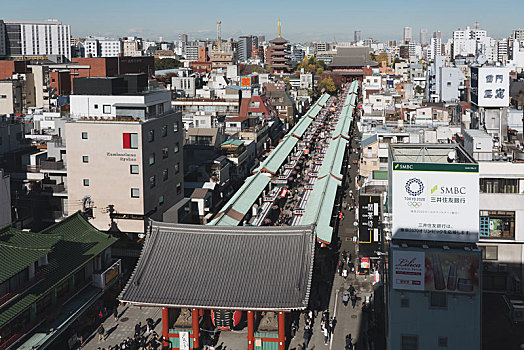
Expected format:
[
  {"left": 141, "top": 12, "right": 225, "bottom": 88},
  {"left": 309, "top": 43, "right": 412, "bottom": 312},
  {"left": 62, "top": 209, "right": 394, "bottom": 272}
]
[
  {"left": 387, "top": 144, "right": 481, "bottom": 350},
  {"left": 238, "top": 35, "right": 253, "bottom": 62},
  {"left": 3, "top": 19, "right": 71, "bottom": 60},
  {"left": 66, "top": 75, "right": 184, "bottom": 234},
  {"left": 354, "top": 30, "right": 361, "bottom": 42},
  {"left": 0, "top": 20, "right": 6, "bottom": 57},
  {"left": 420, "top": 28, "right": 428, "bottom": 45},
  {"left": 403, "top": 27, "right": 413, "bottom": 43}
]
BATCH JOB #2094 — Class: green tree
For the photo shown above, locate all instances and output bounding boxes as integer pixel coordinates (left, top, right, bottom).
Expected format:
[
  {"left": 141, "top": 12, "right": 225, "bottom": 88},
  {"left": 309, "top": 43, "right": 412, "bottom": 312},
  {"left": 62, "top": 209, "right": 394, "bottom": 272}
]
[
  {"left": 391, "top": 57, "right": 401, "bottom": 67},
  {"left": 155, "top": 58, "right": 182, "bottom": 70},
  {"left": 318, "top": 77, "right": 336, "bottom": 93}
]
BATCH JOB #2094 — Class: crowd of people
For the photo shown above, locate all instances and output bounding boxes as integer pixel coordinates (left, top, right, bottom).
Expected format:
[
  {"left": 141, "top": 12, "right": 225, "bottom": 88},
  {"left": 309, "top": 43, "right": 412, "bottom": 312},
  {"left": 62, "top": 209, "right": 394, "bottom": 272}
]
[{"left": 95, "top": 314, "right": 163, "bottom": 350}]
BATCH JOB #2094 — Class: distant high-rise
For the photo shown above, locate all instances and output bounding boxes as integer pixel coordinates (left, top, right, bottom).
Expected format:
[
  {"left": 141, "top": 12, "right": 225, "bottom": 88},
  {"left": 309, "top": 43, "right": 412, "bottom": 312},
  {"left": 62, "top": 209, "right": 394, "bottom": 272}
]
[
  {"left": 4, "top": 19, "right": 71, "bottom": 59},
  {"left": 512, "top": 29, "right": 524, "bottom": 41},
  {"left": 0, "top": 21, "right": 6, "bottom": 57},
  {"left": 354, "top": 30, "right": 361, "bottom": 42},
  {"left": 403, "top": 27, "right": 413, "bottom": 43},
  {"left": 420, "top": 28, "right": 428, "bottom": 44},
  {"left": 238, "top": 35, "right": 253, "bottom": 62},
  {"left": 179, "top": 33, "right": 188, "bottom": 43},
  {"left": 258, "top": 35, "right": 265, "bottom": 43}
]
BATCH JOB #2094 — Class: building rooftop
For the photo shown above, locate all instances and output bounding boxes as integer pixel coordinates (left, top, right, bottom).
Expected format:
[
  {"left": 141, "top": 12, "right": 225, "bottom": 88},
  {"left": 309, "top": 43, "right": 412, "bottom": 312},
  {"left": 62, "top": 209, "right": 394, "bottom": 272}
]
[
  {"left": 119, "top": 221, "right": 315, "bottom": 311},
  {"left": 390, "top": 144, "right": 476, "bottom": 164}
]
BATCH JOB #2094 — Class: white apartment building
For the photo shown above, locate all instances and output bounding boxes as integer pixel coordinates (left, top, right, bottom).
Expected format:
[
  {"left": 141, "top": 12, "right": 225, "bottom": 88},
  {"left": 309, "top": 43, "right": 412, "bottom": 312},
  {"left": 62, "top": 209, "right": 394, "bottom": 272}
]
[
  {"left": 84, "top": 37, "right": 123, "bottom": 57},
  {"left": 452, "top": 26, "right": 487, "bottom": 59},
  {"left": 3, "top": 20, "right": 71, "bottom": 60},
  {"left": 123, "top": 39, "right": 143, "bottom": 57},
  {"left": 477, "top": 161, "right": 524, "bottom": 294},
  {"left": 428, "top": 37, "right": 442, "bottom": 61},
  {"left": 67, "top": 84, "right": 184, "bottom": 234}
]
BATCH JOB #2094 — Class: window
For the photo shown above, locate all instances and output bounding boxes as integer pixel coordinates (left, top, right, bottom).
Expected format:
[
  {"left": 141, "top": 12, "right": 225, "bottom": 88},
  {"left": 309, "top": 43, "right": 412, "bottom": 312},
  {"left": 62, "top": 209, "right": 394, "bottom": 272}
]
[
  {"left": 148, "top": 130, "right": 154, "bottom": 142},
  {"left": 130, "top": 165, "right": 139, "bottom": 174},
  {"left": 82, "top": 156, "right": 89, "bottom": 163},
  {"left": 176, "top": 182, "right": 182, "bottom": 194},
  {"left": 175, "top": 162, "right": 180, "bottom": 174},
  {"left": 82, "top": 132, "right": 88, "bottom": 139},
  {"left": 173, "top": 122, "right": 179, "bottom": 133},
  {"left": 430, "top": 292, "right": 447, "bottom": 308},
  {"left": 438, "top": 337, "right": 448, "bottom": 348},
  {"left": 83, "top": 179, "right": 89, "bottom": 186},
  {"left": 479, "top": 211, "right": 515, "bottom": 239},
  {"left": 149, "top": 153, "right": 155, "bottom": 165},
  {"left": 484, "top": 89, "right": 493, "bottom": 98},
  {"left": 163, "top": 169, "right": 168, "bottom": 181},
  {"left": 103, "top": 105, "right": 111, "bottom": 114},
  {"left": 446, "top": 81, "right": 451, "bottom": 87},
  {"left": 480, "top": 178, "right": 519, "bottom": 194},
  {"left": 400, "top": 297, "right": 409, "bottom": 308},
  {"left": 94, "top": 104, "right": 99, "bottom": 109},
  {"left": 159, "top": 195, "right": 164, "bottom": 206},
  {"left": 401, "top": 335, "right": 418, "bottom": 350},
  {"left": 250, "top": 101, "right": 260, "bottom": 108},
  {"left": 149, "top": 175, "right": 156, "bottom": 188},
  {"left": 162, "top": 125, "right": 168, "bottom": 137},
  {"left": 162, "top": 147, "right": 169, "bottom": 159},
  {"left": 174, "top": 143, "right": 180, "bottom": 153},
  {"left": 481, "top": 246, "right": 498, "bottom": 260},
  {"left": 131, "top": 188, "right": 140, "bottom": 198},
  {"left": 123, "top": 133, "right": 138, "bottom": 149}
]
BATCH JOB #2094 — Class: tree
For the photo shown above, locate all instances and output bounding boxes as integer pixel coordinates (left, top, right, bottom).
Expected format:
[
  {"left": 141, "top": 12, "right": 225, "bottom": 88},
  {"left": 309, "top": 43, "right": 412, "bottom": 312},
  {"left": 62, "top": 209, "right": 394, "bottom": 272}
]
[
  {"left": 318, "top": 77, "right": 336, "bottom": 93},
  {"left": 370, "top": 52, "right": 377, "bottom": 61},
  {"left": 391, "top": 57, "right": 401, "bottom": 67},
  {"left": 155, "top": 58, "right": 182, "bottom": 70}
]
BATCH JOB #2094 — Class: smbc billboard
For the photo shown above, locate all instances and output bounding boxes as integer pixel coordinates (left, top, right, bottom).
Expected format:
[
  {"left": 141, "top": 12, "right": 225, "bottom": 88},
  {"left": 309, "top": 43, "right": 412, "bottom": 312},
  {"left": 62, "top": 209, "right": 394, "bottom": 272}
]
[{"left": 391, "top": 162, "right": 479, "bottom": 243}]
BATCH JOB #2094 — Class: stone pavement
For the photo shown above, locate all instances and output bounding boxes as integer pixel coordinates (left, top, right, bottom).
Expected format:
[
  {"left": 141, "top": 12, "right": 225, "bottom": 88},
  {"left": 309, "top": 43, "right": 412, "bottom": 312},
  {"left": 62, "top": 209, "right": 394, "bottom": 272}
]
[{"left": 80, "top": 304, "right": 162, "bottom": 349}]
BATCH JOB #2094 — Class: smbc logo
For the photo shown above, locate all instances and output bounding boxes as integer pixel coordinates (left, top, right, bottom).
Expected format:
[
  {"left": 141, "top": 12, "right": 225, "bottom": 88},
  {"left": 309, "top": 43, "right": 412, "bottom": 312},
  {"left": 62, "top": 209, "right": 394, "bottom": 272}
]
[
  {"left": 430, "top": 185, "right": 466, "bottom": 195},
  {"left": 405, "top": 178, "right": 424, "bottom": 196}
]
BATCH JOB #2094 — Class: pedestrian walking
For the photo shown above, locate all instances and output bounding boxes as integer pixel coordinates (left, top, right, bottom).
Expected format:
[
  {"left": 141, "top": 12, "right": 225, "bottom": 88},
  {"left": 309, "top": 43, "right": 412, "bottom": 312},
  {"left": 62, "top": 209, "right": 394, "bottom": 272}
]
[
  {"left": 146, "top": 318, "right": 154, "bottom": 333},
  {"left": 303, "top": 328, "right": 312, "bottom": 349},
  {"left": 97, "top": 324, "right": 105, "bottom": 342},
  {"left": 113, "top": 308, "right": 118, "bottom": 321},
  {"left": 342, "top": 293, "right": 349, "bottom": 307},
  {"left": 351, "top": 294, "right": 357, "bottom": 309},
  {"left": 345, "top": 334, "right": 353, "bottom": 350},
  {"left": 342, "top": 268, "right": 348, "bottom": 279},
  {"left": 134, "top": 322, "right": 142, "bottom": 338},
  {"left": 329, "top": 317, "right": 337, "bottom": 335},
  {"left": 322, "top": 326, "right": 329, "bottom": 344}
]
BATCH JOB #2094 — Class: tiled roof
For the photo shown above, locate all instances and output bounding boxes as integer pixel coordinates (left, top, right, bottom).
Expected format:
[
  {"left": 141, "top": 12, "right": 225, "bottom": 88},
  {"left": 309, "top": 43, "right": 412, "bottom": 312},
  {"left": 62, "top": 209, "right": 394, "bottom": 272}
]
[
  {"left": 0, "top": 212, "right": 117, "bottom": 329},
  {"left": 119, "top": 222, "right": 316, "bottom": 311}
]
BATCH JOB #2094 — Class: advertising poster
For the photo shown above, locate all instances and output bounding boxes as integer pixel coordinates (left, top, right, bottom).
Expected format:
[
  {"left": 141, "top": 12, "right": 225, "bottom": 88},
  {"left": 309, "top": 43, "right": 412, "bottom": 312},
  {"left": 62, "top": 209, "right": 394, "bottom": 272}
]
[
  {"left": 425, "top": 252, "right": 479, "bottom": 294},
  {"left": 391, "top": 162, "right": 479, "bottom": 243},
  {"left": 392, "top": 250, "right": 425, "bottom": 291}
]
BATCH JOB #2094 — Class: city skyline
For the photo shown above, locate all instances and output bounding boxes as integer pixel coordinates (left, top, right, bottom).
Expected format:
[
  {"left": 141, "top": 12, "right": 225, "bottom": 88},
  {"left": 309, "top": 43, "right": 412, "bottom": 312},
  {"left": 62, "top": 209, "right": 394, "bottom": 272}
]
[{"left": 2, "top": 0, "right": 523, "bottom": 42}]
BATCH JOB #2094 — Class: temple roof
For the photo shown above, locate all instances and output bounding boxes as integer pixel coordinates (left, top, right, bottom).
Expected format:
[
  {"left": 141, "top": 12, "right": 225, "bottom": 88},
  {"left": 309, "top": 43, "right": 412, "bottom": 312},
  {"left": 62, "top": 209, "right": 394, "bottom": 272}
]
[
  {"left": 269, "top": 36, "right": 289, "bottom": 45},
  {"left": 119, "top": 221, "right": 316, "bottom": 311}
]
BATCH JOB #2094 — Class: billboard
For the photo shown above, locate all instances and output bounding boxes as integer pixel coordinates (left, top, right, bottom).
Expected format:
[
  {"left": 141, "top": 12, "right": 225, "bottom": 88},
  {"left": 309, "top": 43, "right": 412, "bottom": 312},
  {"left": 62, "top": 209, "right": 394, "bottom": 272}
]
[
  {"left": 392, "top": 250, "right": 425, "bottom": 291},
  {"left": 392, "top": 250, "right": 480, "bottom": 294},
  {"left": 358, "top": 194, "right": 380, "bottom": 244},
  {"left": 391, "top": 162, "right": 479, "bottom": 242}
]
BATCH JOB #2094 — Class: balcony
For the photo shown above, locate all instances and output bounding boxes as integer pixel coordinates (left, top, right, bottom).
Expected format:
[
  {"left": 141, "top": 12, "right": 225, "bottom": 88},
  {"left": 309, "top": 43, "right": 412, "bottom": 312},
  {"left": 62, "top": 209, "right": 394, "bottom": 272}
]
[
  {"left": 42, "top": 180, "right": 65, "bottom": 193},
  {"left": 41, "top": 159, "right": 65, "bottom": 171}
]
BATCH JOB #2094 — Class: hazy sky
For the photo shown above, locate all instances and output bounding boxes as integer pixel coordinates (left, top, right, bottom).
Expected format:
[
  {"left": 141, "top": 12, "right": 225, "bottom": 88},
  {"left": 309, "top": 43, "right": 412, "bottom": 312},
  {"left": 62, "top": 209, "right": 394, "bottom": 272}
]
[{"left": 2, "top": 0, "right": 523, "bottom": 42}]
